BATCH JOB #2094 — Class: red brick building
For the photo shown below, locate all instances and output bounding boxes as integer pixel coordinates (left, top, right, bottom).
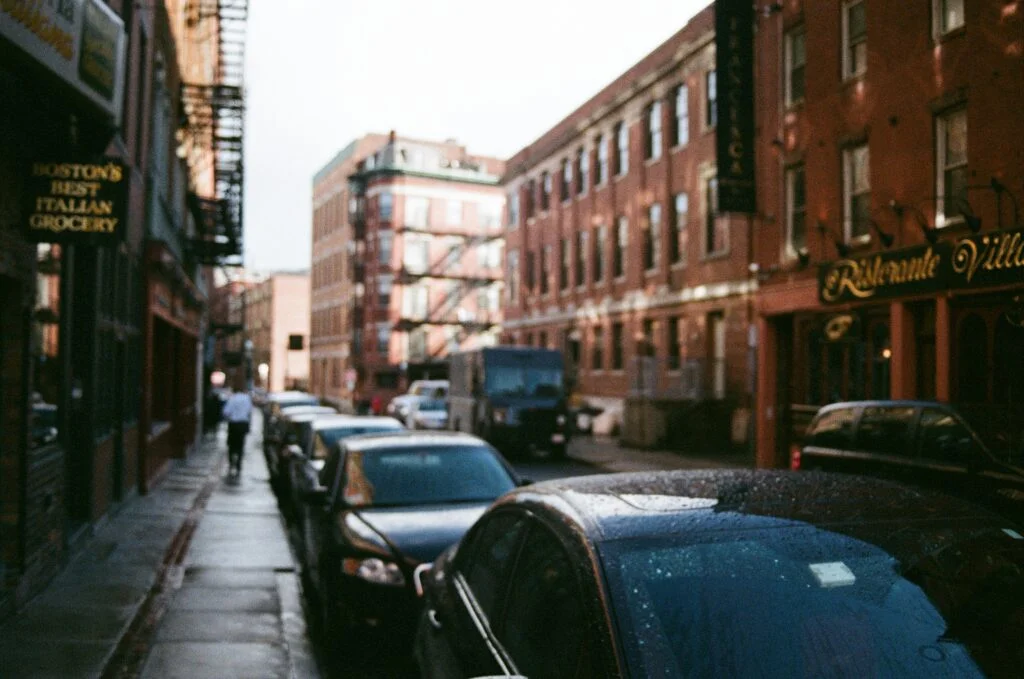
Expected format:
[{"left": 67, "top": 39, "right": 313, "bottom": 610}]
[
  {"left": 753, "top": 0, "right": 1024, "bottom": 467},
  {"left": 502, "top": 5, "right": 757, "bottom": 450},
  {"left": 346, "top": 135, "right": 505, "bottom": 409}
]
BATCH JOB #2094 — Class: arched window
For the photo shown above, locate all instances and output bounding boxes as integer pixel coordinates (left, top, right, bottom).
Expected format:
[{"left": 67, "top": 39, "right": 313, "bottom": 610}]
[{"left": 957, "top": 314, "right": 988, "bottom": 403}]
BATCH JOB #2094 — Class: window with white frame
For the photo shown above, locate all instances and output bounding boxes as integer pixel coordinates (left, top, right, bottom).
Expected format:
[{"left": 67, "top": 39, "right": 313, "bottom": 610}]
[
  {"left": 507, "top": 192, "right": 520, "bottom": 228},
  {"left": 705, "top": 177, "right": 728, "bottom": 255},
  {"left": 843, "top": 144, "right": 871, "bottom": 240},
  {"left": 376, "top": 322, "right": 390, "bottom": 354},
  {"left": 616, "top": 121, "right": 629, "bottom": 176},
  {"left": 446, "top": 199, "right": 463, "bottom": 225},
  {"left": 614, "top": 216, "right": 627, "bottom": 277},
  {"left": 378, "top": 230, "right": 393, "bottom": 265},
  {"left": 479, "top": 201, "right": 502, "bottom": 230},
  {"left": 408, "top": 328, "right": 427, "bottom": 361},
  {"left": 561, "top": 157, "right": 572, "bottom": 202},
  {"left": 541, "top": 172, "right": 552, "bottom": 210},
  {"left": 842, "top": 0, "right": 867, "bottom": 79},
  {"left": 646, "top": 101, "right": 663, "bottom": 160},
  {"left": 379, "top": 191, "right": 394, "bottom": 221},
  {"left": 786, "top": 164, "right": 807, "bottom": 257},
  {"left": 405, "top": 196, "right": 430, "bottom": 228},
  {"left": 674, "top": 85, "right": 689, "bottom": 146},
  {"left": 785, "top": 28, "right": 806, "bottom": 105},
  {"left": 477, "top": 241, "right": 501, "bottom": 269},
  {"left": 596, "top": 134, "right": 608, "bottom": 185},
  {"left": 933, "top": 0, "right": 965, "bottom": 38},
  {"left": 576, "top": 146, "right": 588, "bottom": 194},
  {"left": 403, "top": 235, "right": 429, "bottom": 273},
  {"left": 645, "top": 203, "right": 662, "bottom": 270},
  {"left": 672, "top": 193, "right": 688, "bottom": 264},
  {"left": 936, "top": 108, "right": 967, "bottom": 227},
  {"left": 403, "top": 284, "right": 429, "bottom": 320},
  {"left": 507, "top": 249, "right": 520, "bottom": 304},
  {"left": 706, "top": 71, "right": 718, "bottom": 128},
  {"left": 377, "top": 274, "right": 393, "bottom": 307}
]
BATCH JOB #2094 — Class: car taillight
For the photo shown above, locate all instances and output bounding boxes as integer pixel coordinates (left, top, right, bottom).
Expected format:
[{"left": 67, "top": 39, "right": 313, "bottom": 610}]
[{"left": 790, "top": 445, "right": 802, "bottom": 470}]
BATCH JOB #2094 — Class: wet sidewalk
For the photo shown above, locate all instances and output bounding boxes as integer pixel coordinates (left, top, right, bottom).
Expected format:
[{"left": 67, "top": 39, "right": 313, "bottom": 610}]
[{"left": 0, "top": 413, "right": 319, "bottom": 679}]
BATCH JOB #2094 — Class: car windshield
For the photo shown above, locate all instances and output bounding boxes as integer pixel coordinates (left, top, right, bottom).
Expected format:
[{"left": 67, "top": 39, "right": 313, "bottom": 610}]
[
  {"left": 418, "top": 399, "right": 446, "bottom": 412},
  {"left": 317, "top": 424, "right": 403, "bottom": 456},
  {"left": 601, "top": 522, "right": 1024, "bottom": 678},
  {"left": 485, "top": 367, "right": 562, "bottom": 398},
  {"left": 341, "top": 445, "right": 515, "bottom": 507}
]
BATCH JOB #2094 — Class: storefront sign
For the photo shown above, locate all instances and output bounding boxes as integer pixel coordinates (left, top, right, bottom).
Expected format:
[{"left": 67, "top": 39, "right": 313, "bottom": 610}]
[
  {"left": 0, "top": 0, "right": 125, "bottom": 123},
  {"left": 819, "top": 227, "right": 1024, "bottom": 304},
  {"left": 23, "top": 159, "right": 128, "bottom": 244},
  {"left": 714, "top": 0, "right": 756, "bottom": 214}
]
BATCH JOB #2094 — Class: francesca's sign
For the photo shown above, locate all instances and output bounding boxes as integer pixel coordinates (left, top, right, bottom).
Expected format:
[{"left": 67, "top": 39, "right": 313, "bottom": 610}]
[
  {"left": 819, "top": 228, "right": 1024, "bottom": 303},
  {"left": 0, "top": 0, "right": 125, "bottom": 123},
  {"left": 24, "top": 159, "right": 128, "bottom": 243},
  {"left": 714, "top": 0, "right": 756, "bottom": 214}
]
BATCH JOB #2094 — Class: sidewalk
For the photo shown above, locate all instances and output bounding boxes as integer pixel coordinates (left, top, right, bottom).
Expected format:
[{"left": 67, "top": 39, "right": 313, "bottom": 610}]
[
  {"left": 0, "top": 413, "right": 319, "bottom": 679},
  {"left": 569, "top": 436, "right": 754, "bottom": 473}
]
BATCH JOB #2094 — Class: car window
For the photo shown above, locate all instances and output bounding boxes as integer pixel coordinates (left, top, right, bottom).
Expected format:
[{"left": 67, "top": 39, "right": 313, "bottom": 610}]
[
  {"left": 807, "top": 408, "right": 857, "bottom": 449},
  {"left": 854, "top": 407, "right": 915, "bottom": 457},
  {"left": 318, "top": 424, "right": 403, "bottom": 452},
  {"left": 461, "top": 513, "right": 529, "bottom": 621},
  {"left": 498, "top": 524, "right": 589, "bottom": 679},
  {"left": 918, "top": 409, "right": 981, "bottom": 466}
]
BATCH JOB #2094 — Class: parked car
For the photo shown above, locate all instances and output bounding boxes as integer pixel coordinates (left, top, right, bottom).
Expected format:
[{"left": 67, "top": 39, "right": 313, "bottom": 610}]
[
  {"left": 268, "top": 410, "right": 349, "bottom": 506},
  {"left": 414, "top": 469, "right": 1024, "bottom": 678},
  {"left": 264, "top": 404, "right": 337, "bottom": 482},
  {"left": 386, "top": 380, "right": 449, "bottom": 421},
  {"left": 301, "top": 431, "right": 523, "bottom": 652},
  {"left": 794, "top": 400, "right": 1024, "bottom": 523},
  {"left": 406, "top": 398, "right": 448, "bottom": 430}
]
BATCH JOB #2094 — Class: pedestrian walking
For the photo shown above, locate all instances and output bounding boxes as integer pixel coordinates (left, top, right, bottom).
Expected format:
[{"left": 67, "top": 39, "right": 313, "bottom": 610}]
[{"left": 222, "top": 378, "right": 253, "bottom": 476}]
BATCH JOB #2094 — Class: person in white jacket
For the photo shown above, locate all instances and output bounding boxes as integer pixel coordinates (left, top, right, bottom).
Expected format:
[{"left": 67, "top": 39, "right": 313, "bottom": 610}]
[{"left": 221, "top": 377, "right": 253, "bottom": 476}]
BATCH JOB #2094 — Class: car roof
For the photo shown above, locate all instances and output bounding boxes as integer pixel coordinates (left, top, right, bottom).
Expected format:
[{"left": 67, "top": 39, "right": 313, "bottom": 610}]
[
  {"left": 311, "top": 415, "right": 404, "bottom": 431},
  {"left": 500, "top": 469, "right": 1007, "bottom": 544},
  {"left": 284, "top": 411, "right": 345, "bottom": 423},
  {"left": 342, "top": 430, "right": 486, "bottom": 452},
  {"left": 815, "top": 400, "right": 951, "bottom": 412}
]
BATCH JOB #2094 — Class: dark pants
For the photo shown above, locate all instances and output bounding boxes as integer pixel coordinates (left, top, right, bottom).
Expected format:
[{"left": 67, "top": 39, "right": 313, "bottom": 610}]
[{"left": 227, "top": 421, "right": 249, "bottom": 472}]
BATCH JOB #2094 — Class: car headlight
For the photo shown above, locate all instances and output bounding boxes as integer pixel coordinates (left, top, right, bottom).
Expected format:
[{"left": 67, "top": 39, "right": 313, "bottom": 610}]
[
  {"left": 556, "top": 414, "right": 567, "bottom": 426},
  {"left": 342, "top": 557, "right": 406, "bottom": 586}
]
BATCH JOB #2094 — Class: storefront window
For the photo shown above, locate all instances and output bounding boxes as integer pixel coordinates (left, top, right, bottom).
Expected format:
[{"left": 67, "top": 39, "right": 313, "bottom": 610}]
[{"left": 32, "top": 244, "right": 62, "bottom": 449}]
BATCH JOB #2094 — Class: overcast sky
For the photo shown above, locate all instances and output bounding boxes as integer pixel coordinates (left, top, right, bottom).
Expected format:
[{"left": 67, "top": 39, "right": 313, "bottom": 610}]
[{"left": 243, "top": 0, "right": 706, "bottom": 272}]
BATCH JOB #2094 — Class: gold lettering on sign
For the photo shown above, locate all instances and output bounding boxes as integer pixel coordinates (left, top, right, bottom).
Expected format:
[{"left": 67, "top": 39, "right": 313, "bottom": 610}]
[
  {"left": 821, "top": 247, "right": 942, "bottom": 302},
  {"left": 952, "top": 231, "right": 1024, "bottom": 283},
  {"left": 824, "top": 315, "right": 854, "bottom": 341}
]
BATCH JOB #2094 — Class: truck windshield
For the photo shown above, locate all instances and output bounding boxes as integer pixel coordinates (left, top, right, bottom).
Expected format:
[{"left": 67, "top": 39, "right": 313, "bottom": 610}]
[{"left": 486, "top": 367, "right": 563, "bottom": 398}]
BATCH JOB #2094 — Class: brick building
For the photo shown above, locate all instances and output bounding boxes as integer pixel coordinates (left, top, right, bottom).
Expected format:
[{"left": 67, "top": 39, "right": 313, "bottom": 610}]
[
  {"left": 344, "top": 134, "right": 505, "bottom": 409},
  {"left": 247, "top": 272, "right": 311, "bottom": 392},
  {"left": 502, "top": 5, "right": 757, "bottom": 450},
  {"left": 753, "top": 0, "right": 1024, "bottom": 467},
  {"left": 310, "top": 135, "right": 389, "bottom": 409}
]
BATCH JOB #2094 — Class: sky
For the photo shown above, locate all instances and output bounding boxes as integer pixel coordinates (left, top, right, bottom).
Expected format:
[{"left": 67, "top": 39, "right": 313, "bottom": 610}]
[{"left": 243, "top": 0, "right": 707, "bottom": 272}]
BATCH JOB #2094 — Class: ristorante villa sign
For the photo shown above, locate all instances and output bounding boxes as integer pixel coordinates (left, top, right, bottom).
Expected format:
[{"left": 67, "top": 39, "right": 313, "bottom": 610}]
[
  {"left": 819, "top": 227, "right": 1024, "bottom": 304},
  {"left": 23, "top": 159, "right": 128, "bottom": 243}
]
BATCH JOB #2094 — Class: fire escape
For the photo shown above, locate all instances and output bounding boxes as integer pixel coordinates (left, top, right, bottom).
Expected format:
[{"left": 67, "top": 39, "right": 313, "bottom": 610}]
[{"left": 180, "top": 0, "right": 248, "bottom": 267}]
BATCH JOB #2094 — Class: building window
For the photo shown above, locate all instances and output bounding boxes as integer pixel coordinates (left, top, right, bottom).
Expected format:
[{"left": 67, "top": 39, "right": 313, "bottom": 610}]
[
  {"left": 404, "top": 235, "right": 429, "bottom": 273},
  {"left": 785, "top": 28, "right": 806, "bottom": 105},
  {"left": 576, "top": 147, "right": 588, "bottom": 195},
  {"left": 596, "top": 134, "right": 608, "bottom": 185},
  {"left": 674, "top": 84, "right": 689, "bottom": 147},
  {"left": 379, "top": 192, "right": 394, "bottom": 221},
  {"left": 591, "top": 326, "right": 604, "bottom": 370},
  {"left": 559, "top": 238, "right": 570, "bottom": 290},
  {"left": 378, "top": 230, "right": 393, "bottom": 266},
  {"left": 446, "top": 199, "right": 463, "bottom": 225},
  {"left": 507, "top": 249, "right": 520, "bottom": 305},
  {"left": 525, "top": 179, "right": 536, "bottom": 218},
  {"left": 575, "top": 231, "right": 587, "bottom": 286},
  {"left": 508, "top": 192, "right": 520, "bottom": 228},
  {"left": 936, "top": 108, "right": 967, "bottom": 227},
  {"left": 668, "top": 317, "right": 683, "bottom": 370},
  {"left": 706, "top": 71, "right": 717, "bottom": 128},
  {"left": 538, "top": 331, "right": 547, "bottom": 348},
  {"left": 593, "top": 225, "right": 606, "bottom": 283},
  {"left": 705, "top": 177, "right": 727, "bottom": 255},
  {"left": 406, "top": 196, "right": 429, "bottom": 228},
  {"left": 933, "top": 0, "right": 965, "bottom": 38},
  {"left": 377, "top": 274, "right": 393, "bottom": 307},
  {"left": 409, "top": 328, "right": 427, "bottom": 361},
  {"left": 644, "top": 203, "right": 662, "bottom": 271},
  {"left": 561, "top": 158, "right": 572, "bottom": 202},
  {"left": 526, "top": 250, "right": 536, "bottom": 292},
  {"left": 541, "top": 171, "right": 551, "bottom": 210},
  {"left": 611, "top": 322, "right": 624, "bottom": 370},
  {"left": 615, "top": 121, "right": 628, "bottom": 176},
  {"left": 843, "top": 144, "right": 870, "bottom": 241},
  {"left": 614, "top": 216, "right": 627, "bottom": 278},
  {"left": 646, "top": 100, "right": 662, "bottom": 160},
  {"left": 403, "top": 284, "right": 429, "bottom": 320},
  {"left": 842, "top": 0, "right": 867, "bottom": 79},
  {"left": 376, "top": 322, "right": 390, "bottom": 354},
  {"left": 671, "top": 193, "right": 688, "bottom": 265},
  {"left": 786, "top": 165, "right": 807, "bottom": 257},
  {"left": 479, "top": 202, "right": 502, "bottom": 229},
  {"left": 541, "top": 245, "right": 551, "bottom": 294}
]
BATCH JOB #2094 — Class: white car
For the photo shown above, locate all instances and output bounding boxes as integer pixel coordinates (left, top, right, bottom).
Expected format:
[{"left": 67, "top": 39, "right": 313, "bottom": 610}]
[
  {"left": 386, "top": 379, "right": 449, "bottom": 421},
  {"left": 407, "top": 398, "right": 449, "bottom": 430}
]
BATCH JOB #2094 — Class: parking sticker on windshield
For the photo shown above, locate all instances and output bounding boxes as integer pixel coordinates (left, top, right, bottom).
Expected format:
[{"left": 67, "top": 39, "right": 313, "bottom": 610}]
[{"left": 808, "top": 561, "right": 856, "bottom": 588}]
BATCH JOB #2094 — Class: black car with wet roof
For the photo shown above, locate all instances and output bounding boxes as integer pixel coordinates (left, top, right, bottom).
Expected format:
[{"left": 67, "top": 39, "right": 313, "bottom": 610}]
[{"left": 414, "top": 469, "right": 1024, "bottom": 679}]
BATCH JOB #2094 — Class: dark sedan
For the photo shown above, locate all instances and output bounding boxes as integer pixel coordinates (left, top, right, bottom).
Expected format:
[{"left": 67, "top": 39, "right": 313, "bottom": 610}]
[
  {"left": 302, "top": 431, "right": 522, "bottom": 654},
  {"left": 414, "top": 469, "right": 1024, "bottom": 679},
  {"left": 264, "top": 404, "right": 337, "bottom": 484}
]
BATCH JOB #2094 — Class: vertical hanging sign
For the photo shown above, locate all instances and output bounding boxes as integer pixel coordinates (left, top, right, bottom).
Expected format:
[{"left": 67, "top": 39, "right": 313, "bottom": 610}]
[{"left": 715, "top": 0, "right": 756, "bottom": 214}]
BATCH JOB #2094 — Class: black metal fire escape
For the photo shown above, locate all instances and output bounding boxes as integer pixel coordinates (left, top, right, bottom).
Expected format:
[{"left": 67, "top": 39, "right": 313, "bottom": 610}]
[{"left": 180, "top": 0, "right": 248, "bottom": 266}]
